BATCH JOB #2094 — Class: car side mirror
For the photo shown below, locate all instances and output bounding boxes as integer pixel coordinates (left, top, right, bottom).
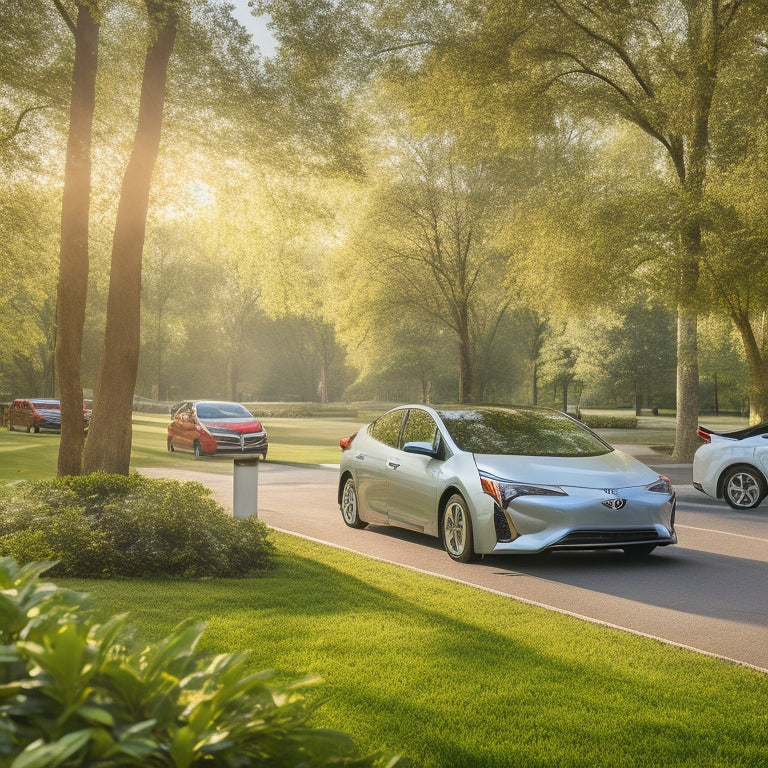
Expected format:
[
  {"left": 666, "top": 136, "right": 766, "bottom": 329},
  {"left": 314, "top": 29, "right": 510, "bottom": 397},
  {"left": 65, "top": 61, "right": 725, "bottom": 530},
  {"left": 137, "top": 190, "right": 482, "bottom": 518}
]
[{"left": 403, "top": 441, "right": 438, "bottom": 458}]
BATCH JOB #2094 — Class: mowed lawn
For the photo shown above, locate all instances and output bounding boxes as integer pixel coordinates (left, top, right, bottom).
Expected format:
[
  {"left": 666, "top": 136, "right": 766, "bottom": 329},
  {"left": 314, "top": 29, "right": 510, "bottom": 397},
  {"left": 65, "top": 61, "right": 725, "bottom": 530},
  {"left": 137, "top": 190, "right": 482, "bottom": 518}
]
[
  {"left": 0, "top": 412, "right": 366, "bottom": 483},
  {"left": 64, "top": 532, "right": 768, "bottom": 768}
]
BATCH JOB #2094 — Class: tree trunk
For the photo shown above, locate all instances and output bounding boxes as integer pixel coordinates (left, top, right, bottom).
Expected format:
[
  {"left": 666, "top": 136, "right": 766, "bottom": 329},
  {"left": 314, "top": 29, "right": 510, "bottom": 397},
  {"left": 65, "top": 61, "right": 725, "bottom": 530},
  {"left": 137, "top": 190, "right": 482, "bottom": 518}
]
[
  {"left": 672, "top": 310, "right": 700, "bottom": 462},
  {"left": 458, "top": 335, "right": 473, "bottom": 403},
  {"left": 730, "top": 310, "right": 768, "bottom": 424},
  {"left": 55, "top": 4, "right": 99, "bottom": 477},
  {"left": 82, "top": 5, "right": 177, "bottom": 474}
]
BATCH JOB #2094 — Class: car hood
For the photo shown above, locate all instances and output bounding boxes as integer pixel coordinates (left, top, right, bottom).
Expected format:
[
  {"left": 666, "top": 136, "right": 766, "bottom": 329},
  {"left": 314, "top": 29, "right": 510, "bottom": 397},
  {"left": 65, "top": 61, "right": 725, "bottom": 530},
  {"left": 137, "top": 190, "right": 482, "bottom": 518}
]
[
  {"left": 199, "top": 418, "right": 263, "bottom": 433},
  {"left": 474, "top": 449, "right": 659, "bottom": 489}
]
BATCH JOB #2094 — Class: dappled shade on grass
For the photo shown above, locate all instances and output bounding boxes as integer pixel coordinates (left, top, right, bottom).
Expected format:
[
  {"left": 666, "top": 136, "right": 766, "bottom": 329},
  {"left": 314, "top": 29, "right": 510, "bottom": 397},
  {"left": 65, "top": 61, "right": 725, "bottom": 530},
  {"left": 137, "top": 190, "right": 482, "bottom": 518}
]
[{"left": 67, "top": 532, "right": 768, "bottom": 768}]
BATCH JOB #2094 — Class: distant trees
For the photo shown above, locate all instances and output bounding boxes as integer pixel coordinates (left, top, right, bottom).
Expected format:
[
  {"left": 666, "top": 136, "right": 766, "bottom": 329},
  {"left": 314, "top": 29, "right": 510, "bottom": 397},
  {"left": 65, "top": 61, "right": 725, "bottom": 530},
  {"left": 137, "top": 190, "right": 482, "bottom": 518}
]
[
  {"left": 339, "top": 134, "right": 515, "bottom": 403},
  {"left": 4, "top": 0, "right": 768, "bottom": 474}
]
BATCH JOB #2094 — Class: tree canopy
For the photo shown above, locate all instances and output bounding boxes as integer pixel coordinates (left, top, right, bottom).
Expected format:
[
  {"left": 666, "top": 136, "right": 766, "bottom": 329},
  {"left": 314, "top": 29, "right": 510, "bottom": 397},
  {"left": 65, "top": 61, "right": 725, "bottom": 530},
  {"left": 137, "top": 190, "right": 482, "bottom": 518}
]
[{"left": 2, "top": 0, "right": 768, "bottom": 472}]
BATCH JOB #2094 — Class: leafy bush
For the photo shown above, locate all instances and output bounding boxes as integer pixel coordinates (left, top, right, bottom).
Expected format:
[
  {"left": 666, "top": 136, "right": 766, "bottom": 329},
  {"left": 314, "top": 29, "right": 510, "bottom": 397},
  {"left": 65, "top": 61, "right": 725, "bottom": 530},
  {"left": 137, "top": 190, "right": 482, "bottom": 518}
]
[
  {"left": 0, "top": 558, "right": 396, "bottom": 767},
  {"left": 0, "top": 473, "right": 273, "bottom": 578},
  {"left": 578, "top": 414, "right": 638, "bottom": 430}
]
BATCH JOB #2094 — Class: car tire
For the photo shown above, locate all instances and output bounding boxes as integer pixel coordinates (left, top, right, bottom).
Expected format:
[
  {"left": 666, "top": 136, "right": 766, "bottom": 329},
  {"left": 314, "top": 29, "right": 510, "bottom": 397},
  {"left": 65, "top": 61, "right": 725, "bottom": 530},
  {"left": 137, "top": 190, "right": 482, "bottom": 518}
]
[
  {"left": 167, "top": 436, "right": 174, "bottom": 452},
  {"left": 34, "top": 425, "right": 40, "bottom": 433},
  {"left": 623, "top": 544, "right": 657, "bottom": 558},
  {"left": 193, "top": 440, "right": 203, "bottom": 459},
  {"left": 721, "top": 465, "right": 766, "bottom": 509},
  {"left": 441, "top": 493, "right": 474, "bottom": 563},
  {"left": 340, "top": 476, "right": 368, "bottom": 529}
]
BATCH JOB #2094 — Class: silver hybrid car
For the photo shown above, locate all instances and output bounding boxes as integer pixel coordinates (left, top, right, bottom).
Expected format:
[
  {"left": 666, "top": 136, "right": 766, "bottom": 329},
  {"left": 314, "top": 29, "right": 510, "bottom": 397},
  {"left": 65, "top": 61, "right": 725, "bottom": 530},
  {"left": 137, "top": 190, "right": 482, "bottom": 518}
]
[{"left": 338, "top": 405, "right": 676, "bottom": 562}]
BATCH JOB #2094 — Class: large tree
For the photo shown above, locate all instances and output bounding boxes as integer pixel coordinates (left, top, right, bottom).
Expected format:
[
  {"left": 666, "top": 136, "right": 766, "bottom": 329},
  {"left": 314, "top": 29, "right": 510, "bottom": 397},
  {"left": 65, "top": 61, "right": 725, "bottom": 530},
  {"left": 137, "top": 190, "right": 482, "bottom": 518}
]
[
  {"left": 82, "top": 0, "right": 178, "bottom": 473},
  {"left": 340, "top": 132, "right": 514, "bottom": 403},
  {"left": 529, "top": 0, "right": 756, "bottom": 458},
  {"left": 53, "top": 0, "right": 100, "bottom": 476}
]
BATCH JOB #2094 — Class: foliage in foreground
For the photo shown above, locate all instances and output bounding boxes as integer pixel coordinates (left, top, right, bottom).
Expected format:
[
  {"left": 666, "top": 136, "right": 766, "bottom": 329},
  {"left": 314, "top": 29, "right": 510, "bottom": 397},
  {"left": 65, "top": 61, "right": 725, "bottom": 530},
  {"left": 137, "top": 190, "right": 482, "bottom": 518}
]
[
  {"left": 0, "top": 473, "right": 273, "bottom": 578},
  {"left": 0, "top": 558, "right": 395, "bottom": 767}
]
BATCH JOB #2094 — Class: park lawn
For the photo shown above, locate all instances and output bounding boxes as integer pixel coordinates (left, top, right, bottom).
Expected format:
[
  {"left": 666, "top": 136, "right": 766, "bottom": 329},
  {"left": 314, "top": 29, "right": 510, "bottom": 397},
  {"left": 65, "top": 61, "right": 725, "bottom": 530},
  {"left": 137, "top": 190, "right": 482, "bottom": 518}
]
[
  {"left": 0, "top": 413, "right": 366, "bottom": 483},
  {"left": 64, "top": 532, "right": 768, "bottom": 768}
]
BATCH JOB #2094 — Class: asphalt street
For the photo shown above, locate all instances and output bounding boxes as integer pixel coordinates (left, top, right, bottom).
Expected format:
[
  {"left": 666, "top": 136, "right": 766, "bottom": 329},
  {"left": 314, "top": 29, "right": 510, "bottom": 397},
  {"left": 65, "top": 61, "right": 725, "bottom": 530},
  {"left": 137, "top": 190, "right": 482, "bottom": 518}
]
[{"left": 142, "top": 449, "right": 768, "bottom": 673}]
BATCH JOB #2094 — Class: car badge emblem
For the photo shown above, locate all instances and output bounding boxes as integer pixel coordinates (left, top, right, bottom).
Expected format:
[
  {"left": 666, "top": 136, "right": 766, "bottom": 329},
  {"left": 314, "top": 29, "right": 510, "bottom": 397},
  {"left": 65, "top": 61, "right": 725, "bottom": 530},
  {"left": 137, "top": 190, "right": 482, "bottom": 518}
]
[
  {"left": 602, "top": 498, "right": 627, "bottom": 510},
  {"left": 240, "top": 434, "right": 245, "bottom": 449}
]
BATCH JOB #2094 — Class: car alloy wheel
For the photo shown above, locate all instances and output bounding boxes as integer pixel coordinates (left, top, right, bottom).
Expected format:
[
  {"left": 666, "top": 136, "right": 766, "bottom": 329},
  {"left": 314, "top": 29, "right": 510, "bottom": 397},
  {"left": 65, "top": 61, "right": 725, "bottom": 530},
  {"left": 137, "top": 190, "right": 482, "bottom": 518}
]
[
  {"left": 722, "top": 466, "right": 765, "bottom": 509},
  {"left": 193, "top": 441, "right": 202, "bottom": 459},
  {"left": 340, "top": 477, "right": 367, "bottom": 529},
  {"left": 442, "top": 494, "right": 474, "bottom": 563}
]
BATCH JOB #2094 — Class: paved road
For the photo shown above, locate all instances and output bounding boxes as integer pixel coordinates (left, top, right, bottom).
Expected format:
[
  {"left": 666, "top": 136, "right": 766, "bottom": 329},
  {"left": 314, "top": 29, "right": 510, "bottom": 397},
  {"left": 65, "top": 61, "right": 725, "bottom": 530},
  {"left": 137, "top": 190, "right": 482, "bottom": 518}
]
[{"left": 142, "top": 452, "right": 768, "bottom": 672}]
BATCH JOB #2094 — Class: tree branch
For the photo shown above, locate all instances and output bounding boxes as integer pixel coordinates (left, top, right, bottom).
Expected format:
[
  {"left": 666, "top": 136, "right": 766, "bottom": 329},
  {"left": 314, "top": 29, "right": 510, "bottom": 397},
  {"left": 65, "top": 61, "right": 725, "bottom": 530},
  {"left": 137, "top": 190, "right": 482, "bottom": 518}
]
[
  {"left": 1, "top": 104, "right": 53, "bottom": 145},
  {"left": 52, "top": 0, "right": 77, "bottom": 35},
  {"left": 551, "top": 0, "right": 656, "bottom": 98}
]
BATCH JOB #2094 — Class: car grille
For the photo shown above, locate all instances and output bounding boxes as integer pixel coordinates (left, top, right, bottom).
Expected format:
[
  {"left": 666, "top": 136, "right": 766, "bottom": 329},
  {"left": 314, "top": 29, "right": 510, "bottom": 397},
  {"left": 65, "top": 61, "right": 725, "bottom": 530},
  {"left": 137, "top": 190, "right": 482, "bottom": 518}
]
[
  {"left": 550, "top": 529, "right": 665, "bottom": 549},
  {"left": 212, "top": 431, "right": 267, "bottom": 452}
]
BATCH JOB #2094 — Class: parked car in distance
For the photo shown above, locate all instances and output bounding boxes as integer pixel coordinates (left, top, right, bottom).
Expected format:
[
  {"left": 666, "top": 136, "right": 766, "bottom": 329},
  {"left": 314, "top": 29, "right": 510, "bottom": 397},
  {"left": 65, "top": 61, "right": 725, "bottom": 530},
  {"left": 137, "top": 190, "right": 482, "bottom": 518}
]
[
  {"left": 8, "top": 399, "right": 91, "bottom": 433},
  {"left": 693, "top": 422, "right": 768, "bottom": 509},
  {"left": 167, "top": 400, "right": 268, "bottom": 459},
  {"left": 338, "top": 405, "right": 677, "bottom": 562}
]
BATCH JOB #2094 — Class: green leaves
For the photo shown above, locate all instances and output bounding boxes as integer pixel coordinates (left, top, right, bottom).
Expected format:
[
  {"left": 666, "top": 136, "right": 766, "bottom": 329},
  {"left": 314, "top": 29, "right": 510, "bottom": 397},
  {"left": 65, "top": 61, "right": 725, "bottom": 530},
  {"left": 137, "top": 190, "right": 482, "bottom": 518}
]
[
  {"left": 0, "top": 473, "right": 274, "bottom": 578},
  {"left": 0, "top": 556, "right": 395, "bottom": 767}
]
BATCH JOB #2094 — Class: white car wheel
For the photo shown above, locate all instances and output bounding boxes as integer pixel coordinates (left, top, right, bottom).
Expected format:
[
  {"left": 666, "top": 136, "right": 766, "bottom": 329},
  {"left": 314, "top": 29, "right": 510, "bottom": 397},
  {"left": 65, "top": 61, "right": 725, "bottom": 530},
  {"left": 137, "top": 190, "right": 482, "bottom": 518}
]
[{"left": 722, "top": 466, "right": 765, "bottom": 509}]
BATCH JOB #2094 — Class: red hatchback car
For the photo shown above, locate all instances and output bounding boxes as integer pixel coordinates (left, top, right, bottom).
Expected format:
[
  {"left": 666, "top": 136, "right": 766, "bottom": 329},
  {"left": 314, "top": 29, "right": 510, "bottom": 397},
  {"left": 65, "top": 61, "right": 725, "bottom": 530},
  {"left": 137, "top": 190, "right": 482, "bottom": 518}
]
[{"left": 167, "top": 401, "right": 268, "bottom": 459}]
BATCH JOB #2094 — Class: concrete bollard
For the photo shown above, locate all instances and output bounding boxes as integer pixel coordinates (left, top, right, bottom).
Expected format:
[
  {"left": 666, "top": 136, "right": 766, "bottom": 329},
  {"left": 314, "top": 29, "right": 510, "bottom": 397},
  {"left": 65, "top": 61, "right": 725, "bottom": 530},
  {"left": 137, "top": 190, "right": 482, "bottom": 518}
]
[{"left": 233, "top": 457, "right": 260, "bottom": 519}]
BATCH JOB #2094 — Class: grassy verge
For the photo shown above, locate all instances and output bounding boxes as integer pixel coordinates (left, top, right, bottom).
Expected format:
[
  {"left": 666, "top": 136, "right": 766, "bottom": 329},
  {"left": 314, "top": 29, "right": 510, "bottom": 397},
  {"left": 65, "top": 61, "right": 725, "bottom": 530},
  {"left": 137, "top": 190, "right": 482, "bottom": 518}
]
[
  {"left": 0, "top": 413, "right": 367, "bottom": 484},
  {"left": 63, "top": 532, "right": 768, "bottom": 768}
]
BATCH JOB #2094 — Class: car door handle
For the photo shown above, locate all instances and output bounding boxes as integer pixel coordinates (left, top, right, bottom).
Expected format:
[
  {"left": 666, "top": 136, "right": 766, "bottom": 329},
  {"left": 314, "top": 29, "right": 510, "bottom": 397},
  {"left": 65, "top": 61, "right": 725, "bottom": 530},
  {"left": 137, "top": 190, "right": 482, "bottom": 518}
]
[{"left": 387, "top": 460, "right": 400, "bottom": 470}]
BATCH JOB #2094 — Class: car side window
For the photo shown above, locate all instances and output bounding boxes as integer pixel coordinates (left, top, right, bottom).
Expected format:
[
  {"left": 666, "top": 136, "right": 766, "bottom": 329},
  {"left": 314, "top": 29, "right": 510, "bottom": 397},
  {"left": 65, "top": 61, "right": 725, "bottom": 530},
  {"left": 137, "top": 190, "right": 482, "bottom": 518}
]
[
  {"left": 401, "top": 409, "right": 439, "bottom": 451},
  {"left": 369, "top": 411, "right": 405, "bottom": 449}
]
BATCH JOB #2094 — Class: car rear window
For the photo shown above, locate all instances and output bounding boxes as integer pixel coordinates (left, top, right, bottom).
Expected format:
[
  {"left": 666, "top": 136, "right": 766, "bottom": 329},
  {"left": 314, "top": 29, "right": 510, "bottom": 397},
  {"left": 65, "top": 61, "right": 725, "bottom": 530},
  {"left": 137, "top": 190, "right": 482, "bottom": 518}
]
[{"left": 437, "top": 408, "right": 612, "bottom": 457}]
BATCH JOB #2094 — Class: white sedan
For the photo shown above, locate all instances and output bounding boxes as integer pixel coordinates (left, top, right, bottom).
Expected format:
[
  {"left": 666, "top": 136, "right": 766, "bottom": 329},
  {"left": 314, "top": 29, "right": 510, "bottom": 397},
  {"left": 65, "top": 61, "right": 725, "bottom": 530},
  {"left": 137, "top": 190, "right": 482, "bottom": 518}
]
[
  {"left": 338, "top": 405, "right": 677, "bottom": 562},
  {"left": 693, "top": 423, "right": 768, "bottom": 509}
]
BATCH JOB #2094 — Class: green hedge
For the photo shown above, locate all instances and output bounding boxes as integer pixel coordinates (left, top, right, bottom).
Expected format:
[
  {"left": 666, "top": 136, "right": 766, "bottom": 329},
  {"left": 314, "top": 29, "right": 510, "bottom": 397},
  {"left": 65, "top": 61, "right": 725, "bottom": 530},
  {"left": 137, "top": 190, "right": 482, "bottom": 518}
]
[
  {"left": 0, "top": 557, "right": 395, "bottom": 767},
  {"left": 578, "top": 414, "right": 638, "bottom": 430},
  {"left": 0, "top": 473, "right": 273, "bottom": 578}
]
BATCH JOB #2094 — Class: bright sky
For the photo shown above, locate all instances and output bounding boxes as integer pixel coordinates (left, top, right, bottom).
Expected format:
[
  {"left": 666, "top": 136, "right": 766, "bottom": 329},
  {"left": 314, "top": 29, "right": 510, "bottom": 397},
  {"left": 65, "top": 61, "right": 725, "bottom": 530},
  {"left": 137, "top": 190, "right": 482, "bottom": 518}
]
[{"left": 229, "top": 0, "right": 278, "bottom": 57}]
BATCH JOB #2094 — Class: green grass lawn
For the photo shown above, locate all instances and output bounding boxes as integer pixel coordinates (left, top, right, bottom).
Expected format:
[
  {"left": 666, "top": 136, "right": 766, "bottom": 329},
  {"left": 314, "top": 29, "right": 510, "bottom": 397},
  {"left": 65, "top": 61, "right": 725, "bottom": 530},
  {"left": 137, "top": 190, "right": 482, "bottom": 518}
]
[
  {"left": 63, "top": 532, "right": 768, "bottom": 768},
  {"left": 0, "top": 413, "right": 367, "bottom": 483}
]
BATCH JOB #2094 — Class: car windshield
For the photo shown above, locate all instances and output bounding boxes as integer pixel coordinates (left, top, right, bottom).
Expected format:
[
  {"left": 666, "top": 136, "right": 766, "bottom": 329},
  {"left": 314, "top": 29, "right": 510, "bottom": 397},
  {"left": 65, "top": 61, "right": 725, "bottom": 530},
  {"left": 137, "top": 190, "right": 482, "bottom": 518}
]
[
  {"left": 195, "top": 403, "right": 253, "bottom": 420},
  {"left": 437, "top": 408, "right": 612, "bottom": 457}
]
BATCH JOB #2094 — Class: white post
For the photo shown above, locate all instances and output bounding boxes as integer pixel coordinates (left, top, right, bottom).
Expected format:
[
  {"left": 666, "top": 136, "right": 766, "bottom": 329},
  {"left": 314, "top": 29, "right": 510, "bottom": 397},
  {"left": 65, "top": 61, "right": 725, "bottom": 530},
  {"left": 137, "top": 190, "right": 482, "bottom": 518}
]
[{"left": 233, "top": 457, "right": 259, "bottom": 519}]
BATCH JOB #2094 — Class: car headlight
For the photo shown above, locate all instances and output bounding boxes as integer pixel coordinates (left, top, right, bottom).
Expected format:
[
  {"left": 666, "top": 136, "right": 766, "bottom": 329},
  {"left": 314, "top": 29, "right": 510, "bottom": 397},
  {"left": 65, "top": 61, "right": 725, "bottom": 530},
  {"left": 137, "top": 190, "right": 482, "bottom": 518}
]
[
  {"left": 645, "top": 475, "right": 674, "bottom": 495},
  {"left": 480, "top": 472, "right": 568, "bottom": 509}
]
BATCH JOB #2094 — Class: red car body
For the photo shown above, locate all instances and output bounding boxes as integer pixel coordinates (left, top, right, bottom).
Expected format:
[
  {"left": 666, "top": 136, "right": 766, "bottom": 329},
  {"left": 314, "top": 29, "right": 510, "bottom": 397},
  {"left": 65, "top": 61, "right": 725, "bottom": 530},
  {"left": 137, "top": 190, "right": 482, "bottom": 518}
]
[
  {"left": 8, "top": 399, "right": 91, "bottom": 432},
  {"left": 167, "top": 400, "right": 268, "bottom": 459}
]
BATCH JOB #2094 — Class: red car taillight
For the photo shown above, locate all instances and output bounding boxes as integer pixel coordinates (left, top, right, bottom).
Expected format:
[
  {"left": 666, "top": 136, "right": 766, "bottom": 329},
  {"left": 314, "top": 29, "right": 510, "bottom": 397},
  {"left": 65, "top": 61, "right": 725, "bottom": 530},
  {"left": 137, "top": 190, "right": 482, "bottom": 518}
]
[
  {"left": 339, "top": 434, "right": 356, "bottom": 451},
  {"left": 697, "top": 427, "right": 711, "bottom": 443}
]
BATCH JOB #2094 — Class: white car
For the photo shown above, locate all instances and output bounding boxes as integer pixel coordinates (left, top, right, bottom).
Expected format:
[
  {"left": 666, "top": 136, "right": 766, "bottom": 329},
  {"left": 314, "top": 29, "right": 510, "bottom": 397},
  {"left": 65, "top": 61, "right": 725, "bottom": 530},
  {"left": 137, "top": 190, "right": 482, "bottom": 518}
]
[
  {"left": 693, "top": 423, "right": 768, "bottom": 509},
  {"left": 338, "top": 405, "right": 677, "bottom": 562}
]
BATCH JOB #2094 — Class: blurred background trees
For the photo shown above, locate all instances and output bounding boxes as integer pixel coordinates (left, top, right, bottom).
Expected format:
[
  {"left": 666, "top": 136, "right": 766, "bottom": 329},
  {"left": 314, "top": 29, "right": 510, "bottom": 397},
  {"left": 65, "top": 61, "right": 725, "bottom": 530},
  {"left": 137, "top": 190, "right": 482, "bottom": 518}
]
[{"left": 2, "top": 0, "right": 767, "bottom": 469}]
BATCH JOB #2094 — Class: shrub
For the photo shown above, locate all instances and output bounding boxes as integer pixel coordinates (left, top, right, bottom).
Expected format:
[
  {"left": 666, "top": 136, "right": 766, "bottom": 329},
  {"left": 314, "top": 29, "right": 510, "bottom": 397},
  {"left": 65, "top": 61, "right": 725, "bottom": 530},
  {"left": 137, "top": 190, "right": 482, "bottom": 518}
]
[
  {"left": 0, "top": 557, "right": 396, "bottom": 767},
  {"left": 578, "top": 414, "right": 638, "bottom": 430},
  {"left": 0, "top": 473, "right": 273, "bottom": 578}
]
